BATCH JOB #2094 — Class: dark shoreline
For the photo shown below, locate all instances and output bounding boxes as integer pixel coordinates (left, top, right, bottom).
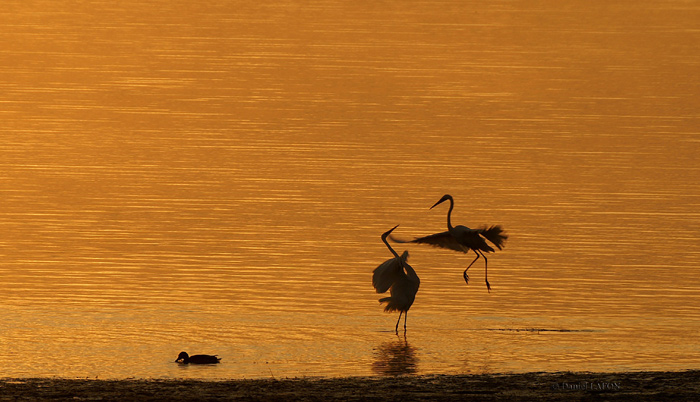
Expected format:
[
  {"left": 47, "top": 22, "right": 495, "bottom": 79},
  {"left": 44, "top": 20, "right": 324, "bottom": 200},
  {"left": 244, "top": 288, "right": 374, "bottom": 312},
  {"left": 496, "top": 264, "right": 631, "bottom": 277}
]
[{"left": 2, "top": 370, "right": 699, "bottom": 401}]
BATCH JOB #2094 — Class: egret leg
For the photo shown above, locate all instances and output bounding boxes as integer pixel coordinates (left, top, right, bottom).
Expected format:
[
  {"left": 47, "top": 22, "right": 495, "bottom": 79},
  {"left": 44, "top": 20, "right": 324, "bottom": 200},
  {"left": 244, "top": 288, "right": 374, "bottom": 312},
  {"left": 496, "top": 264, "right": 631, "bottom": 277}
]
[
  {"left": 395, "top": 311, "right": 403, "bottom": 334},
  {"left": 479, "top": 250, "right": 491, "bottom": 292},
  {"left": 463, "top": 250, "right": 480, "bottom": 285},
  {"left": 404, "top": 311, "right": 408, "bottom": 333}
]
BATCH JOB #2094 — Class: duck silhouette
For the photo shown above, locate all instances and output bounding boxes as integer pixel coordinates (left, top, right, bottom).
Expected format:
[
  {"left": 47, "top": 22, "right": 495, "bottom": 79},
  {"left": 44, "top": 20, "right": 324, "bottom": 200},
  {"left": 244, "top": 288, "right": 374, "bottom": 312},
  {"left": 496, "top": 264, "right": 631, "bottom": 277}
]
[{"left": 175, "top": 351, "right": 221, "bottom": 364}]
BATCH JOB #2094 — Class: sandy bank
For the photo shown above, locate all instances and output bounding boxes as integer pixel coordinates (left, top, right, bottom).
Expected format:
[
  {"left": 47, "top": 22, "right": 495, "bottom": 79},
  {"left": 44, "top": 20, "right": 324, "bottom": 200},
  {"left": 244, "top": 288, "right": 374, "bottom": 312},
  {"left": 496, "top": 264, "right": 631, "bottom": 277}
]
[{"left": 1, "top": 370, "right": 698, "bottom": 401}]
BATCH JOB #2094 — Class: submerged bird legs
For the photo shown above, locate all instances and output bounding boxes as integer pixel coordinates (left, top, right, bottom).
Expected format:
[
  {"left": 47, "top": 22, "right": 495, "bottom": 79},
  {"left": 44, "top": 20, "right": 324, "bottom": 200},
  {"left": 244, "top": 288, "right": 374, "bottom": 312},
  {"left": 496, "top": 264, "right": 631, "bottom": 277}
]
[{"left": 395, "top": 311, "right": 408, "bottom": 335}]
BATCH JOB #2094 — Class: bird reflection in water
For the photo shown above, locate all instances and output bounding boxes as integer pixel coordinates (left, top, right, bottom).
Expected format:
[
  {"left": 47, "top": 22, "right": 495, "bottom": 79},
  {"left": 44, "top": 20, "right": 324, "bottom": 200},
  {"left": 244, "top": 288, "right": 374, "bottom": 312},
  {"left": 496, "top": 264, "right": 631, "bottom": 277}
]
[{"left": 372, "top": 336, "right": 418, "bottom": 376}]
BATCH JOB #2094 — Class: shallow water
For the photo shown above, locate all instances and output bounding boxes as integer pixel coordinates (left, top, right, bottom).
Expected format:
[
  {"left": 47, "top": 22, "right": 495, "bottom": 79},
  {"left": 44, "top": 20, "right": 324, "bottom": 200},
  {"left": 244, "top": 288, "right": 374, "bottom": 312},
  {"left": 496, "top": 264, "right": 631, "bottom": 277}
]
[{"left": 1, "top": 1, "right": 699, "bottom": 379}]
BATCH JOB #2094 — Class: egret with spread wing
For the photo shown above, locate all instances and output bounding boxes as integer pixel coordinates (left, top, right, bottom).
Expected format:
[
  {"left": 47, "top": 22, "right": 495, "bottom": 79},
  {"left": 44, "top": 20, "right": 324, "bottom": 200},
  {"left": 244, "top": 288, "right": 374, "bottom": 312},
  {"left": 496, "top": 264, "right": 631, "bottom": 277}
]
[
  {"left": 373, "top": 225, "right": 420, "bottom": 334},
  {"left": 391, "top": 194, "right": 506, "bottom": 292}
]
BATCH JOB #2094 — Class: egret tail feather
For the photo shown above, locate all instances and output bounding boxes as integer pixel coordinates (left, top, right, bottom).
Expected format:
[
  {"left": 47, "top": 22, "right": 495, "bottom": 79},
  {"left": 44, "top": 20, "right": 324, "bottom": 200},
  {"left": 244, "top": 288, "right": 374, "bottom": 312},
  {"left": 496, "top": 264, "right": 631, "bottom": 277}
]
[
  {"left": 379, "top": 297, "right": 402, "bottom": 312},
  {"left": 478, "top": 225, "right": 508, "bottom": 250}
]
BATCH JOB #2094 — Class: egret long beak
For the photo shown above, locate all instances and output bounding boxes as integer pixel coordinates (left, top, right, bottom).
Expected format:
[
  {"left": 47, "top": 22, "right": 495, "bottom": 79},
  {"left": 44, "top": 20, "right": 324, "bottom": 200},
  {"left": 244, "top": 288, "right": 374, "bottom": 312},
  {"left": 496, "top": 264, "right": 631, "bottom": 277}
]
[
  {"left": 430, "top": 197, "right": 447, "bottom": 209},
  {"left": 382, "top": 224, "right": 400, "bottom": 239}
]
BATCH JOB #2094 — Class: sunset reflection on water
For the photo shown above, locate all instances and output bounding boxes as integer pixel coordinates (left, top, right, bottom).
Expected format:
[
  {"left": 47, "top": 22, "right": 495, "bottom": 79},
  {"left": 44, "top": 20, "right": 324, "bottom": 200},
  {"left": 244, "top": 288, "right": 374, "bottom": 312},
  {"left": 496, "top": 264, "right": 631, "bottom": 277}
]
[{"left": 1, "top": 0, "right": 699, "bottom": 379}]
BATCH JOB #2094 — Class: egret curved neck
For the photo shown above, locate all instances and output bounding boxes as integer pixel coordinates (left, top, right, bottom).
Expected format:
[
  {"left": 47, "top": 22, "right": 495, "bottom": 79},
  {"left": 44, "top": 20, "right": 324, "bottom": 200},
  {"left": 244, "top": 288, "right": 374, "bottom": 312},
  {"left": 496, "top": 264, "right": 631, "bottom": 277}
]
[
  {"left": 382, "top": 235, "right": 400, "bottom": 258},
  {"left": 446, "top": 197, "right": 454, "bottom": 230}
]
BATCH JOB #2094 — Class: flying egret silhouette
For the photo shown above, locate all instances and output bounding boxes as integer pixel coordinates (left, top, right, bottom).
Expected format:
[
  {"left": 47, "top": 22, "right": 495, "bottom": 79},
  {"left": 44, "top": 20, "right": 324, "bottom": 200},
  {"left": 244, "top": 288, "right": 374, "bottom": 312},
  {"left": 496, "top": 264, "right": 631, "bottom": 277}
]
[
  {"left": 372, "top": 225, "right": 420, "bottom": 334},
  {"left": 391, "top": 194, "right": 507, "bottom": 292}
]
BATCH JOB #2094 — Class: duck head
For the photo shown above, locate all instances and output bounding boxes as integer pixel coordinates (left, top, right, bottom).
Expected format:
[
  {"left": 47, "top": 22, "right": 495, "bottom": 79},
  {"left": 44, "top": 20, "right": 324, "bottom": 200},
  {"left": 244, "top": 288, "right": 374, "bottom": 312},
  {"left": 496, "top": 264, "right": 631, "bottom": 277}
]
[{"left": 175, "top": 351, "right": 189, "bottom": 363}]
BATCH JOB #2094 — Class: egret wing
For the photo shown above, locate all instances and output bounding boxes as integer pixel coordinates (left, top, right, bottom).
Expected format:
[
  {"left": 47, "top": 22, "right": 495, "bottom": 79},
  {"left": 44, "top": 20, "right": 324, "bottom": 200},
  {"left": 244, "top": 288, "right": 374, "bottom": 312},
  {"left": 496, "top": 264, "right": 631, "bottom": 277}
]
[
  {"left": 401, "top": 260, "right": 420, "bottom": 285},
  {"left": 372, "top": 251, "right": 408, "bottom": 293},
  {"left": 393, "top": 231, "right": 465, "bottom": 253}
]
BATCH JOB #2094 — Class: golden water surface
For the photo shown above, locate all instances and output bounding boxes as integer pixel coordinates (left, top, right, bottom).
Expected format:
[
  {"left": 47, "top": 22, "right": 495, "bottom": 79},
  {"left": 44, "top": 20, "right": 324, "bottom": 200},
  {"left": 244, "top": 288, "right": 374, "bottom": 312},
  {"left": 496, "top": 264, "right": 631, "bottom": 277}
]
[{"left": 1, "top": 1, "right": 699, "bottom": 379}]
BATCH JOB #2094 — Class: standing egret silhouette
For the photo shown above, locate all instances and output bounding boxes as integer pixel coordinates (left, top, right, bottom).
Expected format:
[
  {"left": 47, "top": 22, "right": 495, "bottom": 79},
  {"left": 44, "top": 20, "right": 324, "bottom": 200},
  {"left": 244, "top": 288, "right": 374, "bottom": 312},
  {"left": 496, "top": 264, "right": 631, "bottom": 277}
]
[
  {"left": 372, "top": 225, "right": 420, "bottom": 334},
  {"left": 391, "top": 194, "right": 507, "bottom": 292}
]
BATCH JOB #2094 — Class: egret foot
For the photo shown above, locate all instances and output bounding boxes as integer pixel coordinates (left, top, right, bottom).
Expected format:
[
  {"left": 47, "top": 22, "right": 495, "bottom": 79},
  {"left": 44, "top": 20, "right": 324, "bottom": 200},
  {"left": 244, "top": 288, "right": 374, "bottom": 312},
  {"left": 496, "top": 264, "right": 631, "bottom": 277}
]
[
  {"left": 463, "top": 270, "right": 470, "bottom": 285},
  {"left": 486, "top": 280, "right": 491, "bottom": 293}
]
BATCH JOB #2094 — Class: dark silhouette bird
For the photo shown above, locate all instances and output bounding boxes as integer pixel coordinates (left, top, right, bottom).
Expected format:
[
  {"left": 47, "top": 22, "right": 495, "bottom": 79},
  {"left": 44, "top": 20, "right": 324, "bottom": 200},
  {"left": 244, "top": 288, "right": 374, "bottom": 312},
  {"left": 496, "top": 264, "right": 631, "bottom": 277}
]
[
  {"left": 175, "top": 351, "right": 221, "bottom": 364},
  {"left": 391, "top": 194, "right": 507, "bottom": 292},
  {"left": 373, "top": 225, "right": 420, "bottom": 334}
]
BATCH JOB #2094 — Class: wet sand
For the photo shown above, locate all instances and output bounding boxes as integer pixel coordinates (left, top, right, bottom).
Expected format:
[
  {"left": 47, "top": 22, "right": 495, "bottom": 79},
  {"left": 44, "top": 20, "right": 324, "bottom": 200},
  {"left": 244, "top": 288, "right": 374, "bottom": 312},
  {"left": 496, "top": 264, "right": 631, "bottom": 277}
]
[{"left": 1, "top": 371, "right": 698, "bottom": 401}]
